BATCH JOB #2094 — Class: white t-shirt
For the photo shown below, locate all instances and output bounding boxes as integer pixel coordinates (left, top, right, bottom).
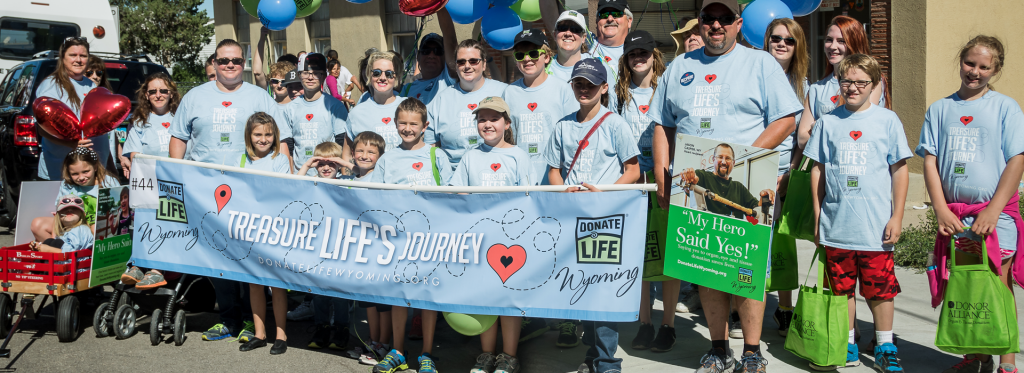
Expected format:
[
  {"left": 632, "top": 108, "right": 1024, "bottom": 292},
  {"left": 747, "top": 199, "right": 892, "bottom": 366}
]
[{"left": 336, "top": 66, "right": 353, "bottom": 99}]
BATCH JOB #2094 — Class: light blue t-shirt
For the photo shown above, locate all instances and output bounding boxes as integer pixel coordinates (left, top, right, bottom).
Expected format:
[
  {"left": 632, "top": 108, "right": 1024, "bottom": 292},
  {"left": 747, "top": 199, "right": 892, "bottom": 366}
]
[
  {"left": 648, "top": 46, "right": 803, "bottom": 146},
  {"left": 591, "top": 40, "right": 623, "bottom": 77},
  {"left": 35, "top": 76, "right": 110, "bottom": 181},
  {"left": 775, "top": 77, "right": 810, "bottom": 176},
  {"left": 424, "top": 79, "right": 509, "bottom": 166},
  {"left": 803, "top": 104, "right": 913, "bottom": 251},
  {"left": 546, "top": 54, "right": 618, "bottom": 87},
  {"left": 609, "top": 84, "right": 655, "bottom": 172},
  {"left": 449, "top": 144, "right": 534, "bottom": 187},
  {"left": 235, "top": 152, "right": 292, "bottom": 174},
  {"left": 122, "top": 112, "right": 174, "bottom": 158},
  {"left": 400, "top": 67, "right": 456, "bottom": 105},
  {"left": 503, "top": 76, "right": 579, "bottom": 185},
  {"left": 544, "top": 107, "right": 640, "bottom": 185},
  {"left": 59, "top": 224, "right": 95, "bottom": 253},
  {"left": 369, "top": 145, "right": 453, "bottom": 186},
  {"left": 284, "top": 93, "right": 348, "bottom": 175},
  {"left": 169, "top": 81, "right": 289, "bottom": 165},
  {"left": 916, "top": 91, "right": 1024, "bottom": 251},
  {"left": 347, "top": 96, "right": 407, "bottom": 152}
]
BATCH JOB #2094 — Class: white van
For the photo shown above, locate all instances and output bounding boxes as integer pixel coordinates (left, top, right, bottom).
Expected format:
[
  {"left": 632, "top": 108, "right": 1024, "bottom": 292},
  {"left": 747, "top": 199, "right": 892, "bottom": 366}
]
[{"left": 0, "top": 0, "right": 120, "bottom": 76}]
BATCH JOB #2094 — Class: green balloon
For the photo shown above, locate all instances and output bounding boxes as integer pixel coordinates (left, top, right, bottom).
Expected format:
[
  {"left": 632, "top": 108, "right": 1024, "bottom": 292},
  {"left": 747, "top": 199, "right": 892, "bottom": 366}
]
[
  {"left": 443, "top": 313, "right": 497, "bottom": 336},
  {"left": 241, "top": 0, "right": 260, "bottom": 18},
  {"left": 294, "top": 0, "right": 323, "bottom": 18},
  {"left": 738, "top": 0, "right": 753, "bottom": 4},
  {"left": 510, "top": 0, "right": 541, "bottom": 22}
]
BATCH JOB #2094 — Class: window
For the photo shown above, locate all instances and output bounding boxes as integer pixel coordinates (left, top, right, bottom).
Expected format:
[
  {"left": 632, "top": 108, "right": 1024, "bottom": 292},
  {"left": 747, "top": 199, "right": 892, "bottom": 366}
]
[
  {"left": 0, "top": 66, "right": 23, "bottom": 105},
  {"left": 235, "top": 2, "right": 254, "bottom": 82},
  {"left": 310, "top": 3, "right": 331, "bottom": 54},
  {"left": 0, "top": 18, "right": 79, "bottom": 60}
]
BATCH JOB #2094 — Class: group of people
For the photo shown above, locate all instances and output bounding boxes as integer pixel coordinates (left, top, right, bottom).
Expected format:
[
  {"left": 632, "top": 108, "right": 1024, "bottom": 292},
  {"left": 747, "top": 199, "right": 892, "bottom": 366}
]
[{"left": 20, "top": 0, "right": 1022, "bottom": 372}]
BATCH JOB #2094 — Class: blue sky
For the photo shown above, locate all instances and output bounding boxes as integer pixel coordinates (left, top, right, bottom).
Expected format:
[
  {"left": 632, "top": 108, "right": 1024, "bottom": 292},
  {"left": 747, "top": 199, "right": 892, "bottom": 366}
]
[{"left": 200, "top": 0, "right": 214, "bottom": 17}]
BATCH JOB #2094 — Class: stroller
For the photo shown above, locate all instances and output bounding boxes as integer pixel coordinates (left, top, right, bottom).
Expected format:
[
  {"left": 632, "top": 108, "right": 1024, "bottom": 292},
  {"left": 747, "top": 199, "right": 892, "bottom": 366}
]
[{"left": 92, "top": 270, "right": 215, "bottom": 346}]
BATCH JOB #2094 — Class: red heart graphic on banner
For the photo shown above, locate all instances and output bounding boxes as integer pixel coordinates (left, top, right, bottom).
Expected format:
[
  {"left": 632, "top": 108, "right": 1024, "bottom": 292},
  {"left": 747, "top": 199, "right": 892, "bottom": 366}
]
[
  {"left": 527, "top": 103, "right": 538, "bottom": 111},
  {"left": 830, "top": 95, "right": 839, "bottom": 104},
  {"left": 850, "top": 131, "right": 862, "bottom": 141},
  {"left": 161, "top": 122, "right": 170, "bottom": 129},
  {"left": 490, "top": 163, "right": 501, "bottom": 172},
  {"left": 79, "top": 87, "right": 131, "bottom": 138},
  {"left": 705, "top": 74, "right": 717, "bottom": 84},
  {"left": 467, "top": 104, "right": 478, "bottom": 110},
  {"left": 412, "top": 162, "right": 423, "bottom": 171},
  {"left": 960, "top": 116, "right": 973, "bottom": 125},
  {"left": 639, "top": 105, "right": 649, "bottom": 114},
  {"left": 486, "top": 244, "right": 527, "bottom": 283},
  {"left": 306, "top": 114, "right": 314, "bottom": 121},
  {"left": 32, "top": 97, "right": 81, "bottom": 140},
  {"left": 222, "top": 101, "right": 232, "bottom": 107},
  {"left": 382, "top": 117, "right": 392, "bottom": 124}
]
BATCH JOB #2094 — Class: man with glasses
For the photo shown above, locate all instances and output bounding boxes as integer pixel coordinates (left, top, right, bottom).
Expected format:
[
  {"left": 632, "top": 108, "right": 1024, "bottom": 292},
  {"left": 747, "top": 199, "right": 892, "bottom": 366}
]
[
  {"left": 678, "top": 144, "right": 773, "bottom": 220},
  {"left": 400, "top": 9, "right": 457, "bottom": 104},
  {"left": 539, "top": 9, "right": 617, "bottom": 85},
  {"left": 283, "top": 53, "right": 349, "bottom": 176},
  {"left": 168, "top": 39, "right": 291, "bottom": 343},
  {"left": 649, "top": 1, "right": 802, "bottom": 372}
]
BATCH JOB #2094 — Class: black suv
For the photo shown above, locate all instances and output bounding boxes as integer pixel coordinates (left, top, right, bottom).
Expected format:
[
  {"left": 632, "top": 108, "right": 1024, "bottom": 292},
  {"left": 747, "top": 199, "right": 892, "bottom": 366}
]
[{"left": 0, "top": 53, "right": 168, "bottom": 227}]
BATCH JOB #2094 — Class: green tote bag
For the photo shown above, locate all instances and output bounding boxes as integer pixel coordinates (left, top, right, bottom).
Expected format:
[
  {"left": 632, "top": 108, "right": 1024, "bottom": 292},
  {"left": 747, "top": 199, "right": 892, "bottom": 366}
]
[
  {"left": 935, "top": 234, "right": 1019, "bottom": 355},
  {"left": 766, "top": 223, "right": 799, "bottom": 292},
  {"left": 785, "top": 246, "right": 849, "bottom": 367},
  {"left": 777, "top": 156, "right": 816, "bottom": 241}
]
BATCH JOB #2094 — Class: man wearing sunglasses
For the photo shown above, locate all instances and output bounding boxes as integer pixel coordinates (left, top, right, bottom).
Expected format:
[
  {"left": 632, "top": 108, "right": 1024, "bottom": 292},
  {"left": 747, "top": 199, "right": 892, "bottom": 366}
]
[
  {"left": 399, "top": 9, "right": 458, "bottom": 104},
  {"left": 649, "top": 0, "right": 802, "bottom": 372},
  {"left": 537, "top": 9, "right": 616, "bottom": 85},
  {"left": 590, "top": 0, "right": 633, "bottom": 76},
  {"left": 282, "top": 53, "right": 349, "bottom": 176}
]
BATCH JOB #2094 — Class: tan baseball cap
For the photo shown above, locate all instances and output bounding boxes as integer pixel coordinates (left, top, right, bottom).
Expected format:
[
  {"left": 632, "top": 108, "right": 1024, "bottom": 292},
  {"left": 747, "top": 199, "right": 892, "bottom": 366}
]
[
  {"left": 472, "top": 96, "right": 511, "bottom": 115},
  {"left": 671, "top": 18, "right": 700, "bottom": 56}
]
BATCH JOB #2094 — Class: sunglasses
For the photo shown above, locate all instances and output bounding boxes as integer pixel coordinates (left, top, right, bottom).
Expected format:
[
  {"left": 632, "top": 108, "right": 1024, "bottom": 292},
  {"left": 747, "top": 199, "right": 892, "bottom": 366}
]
[
  {"left": 700, "top": 13, "right": 737, "bottom": 26},
  {"left": 770, "top": 35, "right": 797, "bottom": 46},
  {"left": 215, "top": 57, "right": 245, "bottom": 66},
  {"left": 598, "top": 10, "right": 624, "bottom": 19},
  {"left": 419, "top": 47, "right": 444, "bottom": 56},
  {"left": 514, "top": 49, "right": 546, "bottom": 61},
  {"left": 85, "top": 70, "right": 103, "bottom": 77},
  {"left": 269, "top": 78, "right": 285, "bottom": 85},
  {"left": 147, "top": 89, "right": 170, "bottom": 95},
  {"left": 59, "top": 197, "right": 84, "bottom": 205},
  {"left": 372, "top": 69, "right": 397, "bottom": 80},
  {"left": 63, "top": 36, "right": 87, "bottom": 46},
  {"left": 555, "top": 23, "right": 584, "bottom": 35},
  {"left": 839, "top": 79, "right": 873, "bottom": 89},
  {"left": 456, "top": 58, "right": 483, "bottom": 66}
]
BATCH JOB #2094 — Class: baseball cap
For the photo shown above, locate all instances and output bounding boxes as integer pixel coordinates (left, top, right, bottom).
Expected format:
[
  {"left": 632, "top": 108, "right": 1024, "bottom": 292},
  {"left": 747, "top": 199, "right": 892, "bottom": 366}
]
[
  {"left": 556, "top": 10, "right": 588, "bottom": 34},
  {"left": 700, "top": 0, "right": 740, "bottom": 15},
  {"left": 623, "top": 30, "right": 656, "bottom": 56},
  {"left": 420, "top": 33, "right": 443, "bottom": 48},
  {"left": 283, "top": 69, "right": 301, "bottom": 85},
  {"left": 671, "top": 18, "right": 700, "bottom": 56},
  {"left": 512, "top": 28, "right": 547, "bottom": 49},
  {"left": 56, "top": 194, "right": 84, "bottom": 213},
  {"left": 472, "top": 96, "right": 511, "bottom": 115},
  {"left": 597, "top": 0, "right": 629, "bottom": 12},
  {"left": 569, "top": 58, "right": 607, "bottom": 85},
  {"left": 298, "top": 52, "right": 327, "bottom": 72}
]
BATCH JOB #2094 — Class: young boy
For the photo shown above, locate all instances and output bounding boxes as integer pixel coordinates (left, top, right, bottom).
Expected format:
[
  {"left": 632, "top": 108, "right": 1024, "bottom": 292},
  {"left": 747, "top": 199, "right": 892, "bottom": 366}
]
[
  {"left": 283, "top": 53, "right": 349, "bottom": 176},
  {"left": 804, "top": 54, "right": 911, "bottom": 373},
  {"left": 371, "top": 98, "right": 450, "bottom": 373}
]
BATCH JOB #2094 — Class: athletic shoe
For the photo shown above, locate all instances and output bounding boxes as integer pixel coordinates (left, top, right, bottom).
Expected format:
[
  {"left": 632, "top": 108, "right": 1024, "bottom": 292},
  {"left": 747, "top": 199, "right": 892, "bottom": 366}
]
[
  {"left": 650, "top": 324, "right": 676, "bottom": 352},
  {"left": 695, "top": 348, "right": 736, "bottom": 373},
  {"left": 355, "top": 342, "right": 390, "bottom": 365},
  {"left": 409, "top": 314, "right": 423, "bottom": 340},
  {"left": 329, "top": 326, "right": 349, "bottom": 350},
  {"left": 942, "top": 355, "right": 991, "bottom": 373},
  {"left": 577, "top": 361, "right": 592, "bottom": 373},
  {"left": 873, "top": 343, "right": 903, "bottom": 373},
  {"left": 417, "top": 353, "right": 438, "bottom": 373},
  {"left": 134, "top": 271, "right": 167, "bottom": 290},
  {"left": 555, "top": 321, "right": 580, "bottom": 348},
  {"left": 773, "top": 308, "right": 793, "bottom": 337},
  {"left": 237, "top": 321, "right": 255, "bottom": 343},
  {"left": 676, "top": 289, "right": 702, "bottom": 313},
  {"left": 372, "top": 349, "right": 408, "bottom": 373},
  {"left": 286, "top": 300, "right": 313, "bottom": 321},
  {"left": 470, "top": 352, "right": 497, "bottom": 373},
  {"left": 728, "top": 312, "right": 743, "bottom": 339},
  {"left": 239, "top": 337, "right": 267, "bottom": 351},
  {"left": 494, "top": 353, "right": 520, "bottom": 373},
  {"left": 120, "top": 266, "right": 144, "bottom": 285},
  {"left": 518, "top": 317, "right": 549, "bottom": 343},
  {"left": 998, "top": 363, "right": 1018, "bottom": 373},
  {"left": 631, "top": 323, "right": 655, "bottom": 350},
  {"left": 307, "top": 324, "right": 331, "bottom": 349},
  {"left": 735, "top": 351, "right": 768, "bottom": 373},
  {"left": 201, "top": 323, "right": 232, "bottom": 341}
]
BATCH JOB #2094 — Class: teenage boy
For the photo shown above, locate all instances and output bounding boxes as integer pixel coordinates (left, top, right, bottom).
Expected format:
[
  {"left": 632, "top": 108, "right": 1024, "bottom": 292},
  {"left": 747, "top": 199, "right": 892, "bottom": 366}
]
[{"left": 283, "top": 53, "right": 349, "bottom": 176}]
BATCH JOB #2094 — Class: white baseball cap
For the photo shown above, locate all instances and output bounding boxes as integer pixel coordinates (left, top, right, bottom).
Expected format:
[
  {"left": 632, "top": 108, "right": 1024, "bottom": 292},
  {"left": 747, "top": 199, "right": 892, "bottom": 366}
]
[{"left": 556, "top": 10, "right": 588, "bottom": 34}]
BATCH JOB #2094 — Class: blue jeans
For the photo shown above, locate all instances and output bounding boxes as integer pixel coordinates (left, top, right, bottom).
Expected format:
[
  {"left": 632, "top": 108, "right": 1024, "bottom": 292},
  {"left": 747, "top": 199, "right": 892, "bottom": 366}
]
[
  {"left": 581, "top": 321, "right": 621, "bottom": 373},
  {"left": 312, "top": 295, "right": 349, "bottom": 327},
  {"left": 209, "top": 278, "right": 252, "bottom": 333}
]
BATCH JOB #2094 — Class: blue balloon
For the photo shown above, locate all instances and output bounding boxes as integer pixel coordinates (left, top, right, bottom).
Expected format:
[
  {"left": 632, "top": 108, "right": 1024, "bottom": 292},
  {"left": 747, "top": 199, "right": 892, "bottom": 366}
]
[
  {"left": 490, "top": 0, "right": 518, "bottom": 7},
  {"left": 257, "top": 0, "right": 297, "bottom": 31},
  {"left": 347, "top": 0, "right": 374, "bottom": 3},
  {"left": 740, "top": 0, "right": 793, "bottom": 49},
  {"left": 446, "top": 0, "right": 489, "bottom": 24},
  {"left": 781, "top": 0, "right": 822, "bottom": 17},
  {"left": 481, "top": 6, "right": 523, "bottom": 50}
]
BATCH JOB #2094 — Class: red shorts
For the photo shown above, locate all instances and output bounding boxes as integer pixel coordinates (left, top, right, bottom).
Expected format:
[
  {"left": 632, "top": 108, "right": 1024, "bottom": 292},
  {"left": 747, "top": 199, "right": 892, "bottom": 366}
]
[{"left": 823, "top": 246, "right": 901, "bottom": 301}]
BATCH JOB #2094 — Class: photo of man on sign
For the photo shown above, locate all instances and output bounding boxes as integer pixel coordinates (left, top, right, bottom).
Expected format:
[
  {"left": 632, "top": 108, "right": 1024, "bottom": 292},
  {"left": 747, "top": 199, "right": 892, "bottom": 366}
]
[{"left": 670, "top": 137, "right": 779, "bottom": 225}]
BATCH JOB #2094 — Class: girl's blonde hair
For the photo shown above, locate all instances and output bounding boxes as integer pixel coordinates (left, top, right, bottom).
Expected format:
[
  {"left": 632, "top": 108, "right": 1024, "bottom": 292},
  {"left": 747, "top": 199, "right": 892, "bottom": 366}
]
[
  {"left": 614, "top": 48, "right": 665, "bottom": 115},
  {"left": 53, "top": 208, "right": 85, "bottom": 237},
  {"left": 364, "top": 51, "right": 404, "bottom": 88},
  {"left": 62, "top": 147, "right": 114, "bottom": 187},
  {"left": 763, "top": 18, "right": 809, "bottom": 100},
  {"left": 958, "top": 35, "right": 1005, "bottom": 90},
  {"left": 244, "top": 112, "right": 281, "bottom": 159}
]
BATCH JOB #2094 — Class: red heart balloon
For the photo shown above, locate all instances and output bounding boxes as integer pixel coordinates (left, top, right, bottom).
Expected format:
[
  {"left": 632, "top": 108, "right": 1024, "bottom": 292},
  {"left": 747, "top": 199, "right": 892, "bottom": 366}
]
[
  {"left": 400, "top": 0, "right": 449, "bottom": 17},
  {"left": 79, "top": 87, "right": 131, "bottom": 139},
  {"left": 33, "top": 96, "right": 82, "bottom": 140}
]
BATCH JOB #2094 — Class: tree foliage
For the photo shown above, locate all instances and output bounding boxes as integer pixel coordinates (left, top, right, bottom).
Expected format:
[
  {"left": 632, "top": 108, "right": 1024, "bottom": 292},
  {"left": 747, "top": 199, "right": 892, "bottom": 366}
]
[{"left": 112, "top": 0, "right": 214, "bottom": 70}]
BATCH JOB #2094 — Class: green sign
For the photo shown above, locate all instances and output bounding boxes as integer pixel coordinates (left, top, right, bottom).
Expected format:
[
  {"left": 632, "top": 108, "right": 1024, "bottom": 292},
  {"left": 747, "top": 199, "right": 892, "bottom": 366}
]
[{"left": 90, "top": 234, "right": 133, "bottom": 287}]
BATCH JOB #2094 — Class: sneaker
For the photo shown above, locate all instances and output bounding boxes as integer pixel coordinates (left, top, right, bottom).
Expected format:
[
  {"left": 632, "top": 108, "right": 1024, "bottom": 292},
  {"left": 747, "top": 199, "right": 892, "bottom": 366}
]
[
  {"left": 773, "top": 308, "right": 793, "bottom": 337},
  {"left": 728, "top": 312, "right": 743, "bottom": 339},
  {"left": 494, "top": 353, "right": 520, "bottom": 373},
  {"left": 307, "top": 324, "right": 331, "bottom": 349},
  {"left": 358, "top": 342, "right": 390, "bottom": 365},
  {"left": 201, "top": 323, "right": 232, "bottom": 341},
  {"left": 329, "top": 326, "right": 349, "bottom": 350},
  {"left": 372, "top": 349, "right": 408, "bottom": 373},
  {"left": 942, "top": 355, "right": 990, "bottom": 373},
  {"left": 134, "top": 271, "right": 167, "bottom": 290},
  {"left": 237, "top": 321, "right": 255, "bottom": 343},
  {"left": 631, "top": 323, "right": 655, "bottom": 350},
  {"left": 577, "top": 361, "right": 592, "bottom": 373},
  {"left": 650, "top": 324, "right": 676, "bottom": 352},
  {"left": 120, "top": 266, "right": 144, "bottom": 285},
  {"left": 810, "top": 343, "right": 861, "bottom": 370},
  {"left": 676, "top": 289, "right": 702, "bottom": 313},
  {"left": 695, "top": 348, "right": 736, "bottom": 373},
  {"left": 998, "top": 363, "right": 1018, "bottom": 373},
  {"left": 555, "top": 321, "right": 580, "bottom": 348},
  {"left": 518, "top": 317, "right": 550, "bottom": 343},
  {"left": 735, "top": 351, "right": 768, "bottom": 373},
  {"left": 286, "top": 300, "right": 313, "bottom": 321},
  {"left": 873, "top": 343, "right": 903, "bottom": 373},
  {"left": 409, "top": 314, "right": 423, "bottom": 340},
  {"left": 470, "top": 352, "right": 497, "bottom": 373},
  {"left": 417, "top": 353, "right": 438, "bottom": 373}
]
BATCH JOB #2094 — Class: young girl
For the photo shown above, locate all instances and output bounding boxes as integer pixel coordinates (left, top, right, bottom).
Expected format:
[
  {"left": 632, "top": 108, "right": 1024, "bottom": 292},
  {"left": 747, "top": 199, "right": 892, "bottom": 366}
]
[
  {"left": 347, "top": 51, "right": 408, "bottom": 152},
  {"left": 919, "top": 36, "right": 1023, "bottom": 373},
  {"left": 29, "top": 195, "right": 93, "bottom": 263},
  {"left": 544, "top": 58, "right": 639, "bottom": 373},
  {"left": 122, "top": 72, "right": 181, "bottom": 176},
  {"left": 30, "top": 148, "right": 119, "bottom": 242}
]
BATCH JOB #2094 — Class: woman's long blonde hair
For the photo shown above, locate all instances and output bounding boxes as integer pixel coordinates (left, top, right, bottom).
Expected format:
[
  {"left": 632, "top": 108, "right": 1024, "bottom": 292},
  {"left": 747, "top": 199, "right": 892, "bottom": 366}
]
[
  {"left": 763, "top": 18, "right": 808, "bottom": 100},
  {"left": 614, "top": 49, "right": 665, "bottom": 114}
]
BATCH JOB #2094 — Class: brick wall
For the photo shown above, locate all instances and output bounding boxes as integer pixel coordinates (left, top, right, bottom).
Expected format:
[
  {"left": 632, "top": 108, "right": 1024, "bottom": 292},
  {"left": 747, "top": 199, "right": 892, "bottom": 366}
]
[{"left": 870, "top": 0, "right": 892, "bottom": 88}]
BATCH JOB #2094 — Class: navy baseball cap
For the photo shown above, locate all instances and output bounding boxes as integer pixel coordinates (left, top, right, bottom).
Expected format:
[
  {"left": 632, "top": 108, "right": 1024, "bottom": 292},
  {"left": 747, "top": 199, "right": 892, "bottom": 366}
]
[
  {"left": 513, "top": 28, "right": 547, "bottom": 48},
  {"left": 420, "top": 33, "right": 443, "bottom": 48},
  {"left": 569, "top": 58, "right": 607, "bottom": 85}
]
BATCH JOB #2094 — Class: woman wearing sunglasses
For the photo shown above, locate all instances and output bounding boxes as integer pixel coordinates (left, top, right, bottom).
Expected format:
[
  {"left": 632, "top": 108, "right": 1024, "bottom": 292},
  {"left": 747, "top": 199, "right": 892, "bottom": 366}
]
[
  {"left": 399, "top": 9, "right": 457, "bottom": 105},
  {"left": 122, "top": 72, "right": 181, "bottom": 168},
  {"left": 346, "top": 51, "right": 408, "bottom": 153},
  {"left": 539, "top": 9, "right": 616, "bottom": 85},
  {"left": 85, "top": 55, "right": 112, "bottom": 90}
]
